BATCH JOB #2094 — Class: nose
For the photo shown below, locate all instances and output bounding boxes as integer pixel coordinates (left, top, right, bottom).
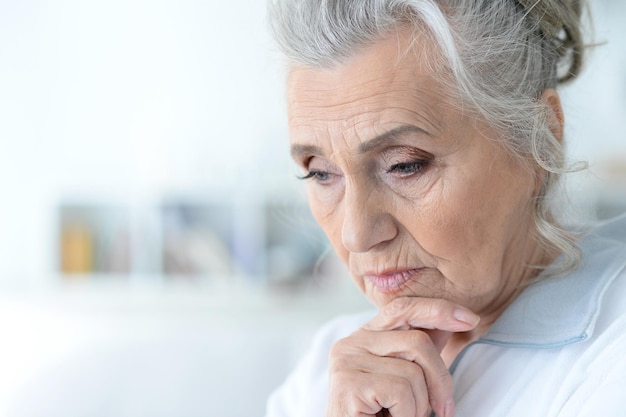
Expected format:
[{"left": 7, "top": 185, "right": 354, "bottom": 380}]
[{"left": 341, "top": 179, "right": 398, "bottom": 253}]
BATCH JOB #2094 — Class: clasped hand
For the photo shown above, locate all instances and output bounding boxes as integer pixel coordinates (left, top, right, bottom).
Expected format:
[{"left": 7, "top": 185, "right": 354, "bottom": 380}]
[{"left": 327, "top": 297, "right": 480, "bottom": 417}]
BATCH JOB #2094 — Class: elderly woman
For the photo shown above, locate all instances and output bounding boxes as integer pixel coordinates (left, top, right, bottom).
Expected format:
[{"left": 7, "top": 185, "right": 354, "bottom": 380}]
[{"left": 265, "top": 0, "right": 626, "bottom": 416}]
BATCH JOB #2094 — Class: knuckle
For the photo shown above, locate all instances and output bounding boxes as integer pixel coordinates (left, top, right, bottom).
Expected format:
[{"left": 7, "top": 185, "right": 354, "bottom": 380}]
[
  {"left": 330, "top": 336, "right": 349, "bottom": 354},
  {"left": 385, "top": 296, "right": 412, "bottom": 317},
  {"left": 429, "top": 365, "right": 453, "bottom": 397},
  {"left": 404, "top": 361, "right": 426, "bottom": 381},
  {"left": 330, "top": 334, "right": 360, "bottom": 355},
  {"left": 416, "top": 330, "right": 433, "bottom": 345},
  {"left": 329, "top": 368, "right": 351, "bottom": 385},
  {"left": 406, "top": 329, "right": 432, "bottom": 347},
  {"left": 345, "top": 396, "right": 366, "bottom": 417},
  {"left": 328, "top": 355, "right": 349, "bottom": 372},
  {"left": 424, "top": 298, "right": 450, "bottom": 323},
  {"left": 437, "top": 367, "right": 454, "bottom": 390},
  {"left": 396, "top": 375, "right": 414, "bottom": 395},
  {"left": 328, "top": 337, "right": 359, "bottom": 371}
]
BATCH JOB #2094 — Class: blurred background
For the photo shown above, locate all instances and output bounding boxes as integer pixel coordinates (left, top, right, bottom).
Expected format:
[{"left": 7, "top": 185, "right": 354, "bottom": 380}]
[{"left": 0, "top": 0, "right": 624, "bottom": 416}]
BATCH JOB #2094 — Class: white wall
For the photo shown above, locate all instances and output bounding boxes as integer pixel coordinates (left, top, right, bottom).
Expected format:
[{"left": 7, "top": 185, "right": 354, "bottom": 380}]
[{"left": 0, "top": 0, "right": 293, "bottom": 286}]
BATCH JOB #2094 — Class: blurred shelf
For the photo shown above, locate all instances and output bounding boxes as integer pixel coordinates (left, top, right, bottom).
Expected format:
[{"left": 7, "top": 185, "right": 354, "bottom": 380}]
[{"left": 55, "top": 192, "right": 337, "bottom": 293}]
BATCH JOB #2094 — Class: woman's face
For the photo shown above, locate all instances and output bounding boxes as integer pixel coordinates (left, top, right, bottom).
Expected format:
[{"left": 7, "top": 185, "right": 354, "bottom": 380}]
[{"left": 287, "top": 31, "right": 540, "bottom": 316}]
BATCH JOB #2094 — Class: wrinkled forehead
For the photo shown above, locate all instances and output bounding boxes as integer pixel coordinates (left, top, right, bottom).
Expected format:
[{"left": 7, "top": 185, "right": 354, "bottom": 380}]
[
  {"left": 285, "top": 29, "right": 456, "bottom": 139},
  {"left": 286, "top": 27, "right": 456, "bottom": 103}
]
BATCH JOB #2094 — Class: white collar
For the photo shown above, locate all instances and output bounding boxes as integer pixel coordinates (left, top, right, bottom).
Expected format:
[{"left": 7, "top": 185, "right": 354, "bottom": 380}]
[{"left": 480, "top": 214, "right": 626, "bottom": 349}]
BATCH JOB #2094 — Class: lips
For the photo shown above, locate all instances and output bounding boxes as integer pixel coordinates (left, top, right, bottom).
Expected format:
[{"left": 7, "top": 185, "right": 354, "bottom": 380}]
[{"left": 363, "top": 268, "right": 425, "bottom": 293}]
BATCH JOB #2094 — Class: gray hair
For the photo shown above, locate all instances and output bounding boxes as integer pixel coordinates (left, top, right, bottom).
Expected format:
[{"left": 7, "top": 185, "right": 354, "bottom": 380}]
[{"left": 269, "top": 0, "right": 587, "bottom": 273}]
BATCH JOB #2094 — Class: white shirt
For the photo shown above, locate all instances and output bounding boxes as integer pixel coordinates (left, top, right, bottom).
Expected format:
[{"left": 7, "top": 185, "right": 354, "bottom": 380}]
[{"left": 265, "top": 214, "right": 626, "bottom": 417}]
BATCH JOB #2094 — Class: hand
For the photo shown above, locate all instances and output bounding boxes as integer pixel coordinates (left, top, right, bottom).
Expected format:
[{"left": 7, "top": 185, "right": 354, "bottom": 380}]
[{"left": 327, "top": 297, "right": 480, "bottom": 417}]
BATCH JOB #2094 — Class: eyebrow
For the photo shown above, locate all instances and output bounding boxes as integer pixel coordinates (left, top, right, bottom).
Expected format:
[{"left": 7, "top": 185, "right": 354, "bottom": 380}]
[{"left": 290, "top": 124, "right": 430, "bottom": 159}]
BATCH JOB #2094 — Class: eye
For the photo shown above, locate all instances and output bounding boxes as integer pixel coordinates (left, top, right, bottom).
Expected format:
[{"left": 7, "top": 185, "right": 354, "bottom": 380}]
[
  {"left": 296, "top": 156, "right": 341, "bottom": 185},
  {"left": 386, "top": 160, "right": 429, "bottom": 177},
  {"left": 298, "top": 170, "right": 333, "bottom": 183}
]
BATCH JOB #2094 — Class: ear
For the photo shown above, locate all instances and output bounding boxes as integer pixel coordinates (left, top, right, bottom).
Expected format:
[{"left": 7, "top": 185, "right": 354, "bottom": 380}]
[{"left": 540, "top": 89, "right": 564, "bottom": 144}]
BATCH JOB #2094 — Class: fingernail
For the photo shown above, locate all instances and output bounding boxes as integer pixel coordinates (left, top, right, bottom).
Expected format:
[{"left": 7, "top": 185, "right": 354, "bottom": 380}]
[
  {"left": 444, "top": 399, "right": 455, "bottom": 417},
  {"left": 453, "top": 307, "right": 480, "bottom": 326}
]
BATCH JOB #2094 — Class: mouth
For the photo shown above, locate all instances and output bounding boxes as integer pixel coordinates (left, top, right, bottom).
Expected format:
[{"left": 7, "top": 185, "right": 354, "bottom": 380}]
[{"left": 363, "top": 268, "right": 426, "bottom": 293}]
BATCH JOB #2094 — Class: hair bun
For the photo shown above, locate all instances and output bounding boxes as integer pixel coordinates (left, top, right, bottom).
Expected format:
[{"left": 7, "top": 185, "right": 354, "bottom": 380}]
[{"left": 517, "top": 0, "right": 584, "bottom": 83}]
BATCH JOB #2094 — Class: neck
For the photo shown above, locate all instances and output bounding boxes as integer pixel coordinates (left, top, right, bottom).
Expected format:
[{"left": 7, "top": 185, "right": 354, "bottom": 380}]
[{"left": 442, "top": 232, "right": 558, "bottom": 366}]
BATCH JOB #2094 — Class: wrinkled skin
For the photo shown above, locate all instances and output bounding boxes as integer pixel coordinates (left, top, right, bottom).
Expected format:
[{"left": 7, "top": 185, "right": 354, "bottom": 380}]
[{"left": 287, "top": 29, "right": 562, "bottom": 417}]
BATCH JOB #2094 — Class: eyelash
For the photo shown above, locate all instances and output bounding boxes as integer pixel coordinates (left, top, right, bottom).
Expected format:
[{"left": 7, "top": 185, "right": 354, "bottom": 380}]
[
  {"left": 298, "top": 159, "right": 429, "bottom": 184},
  {"left": 386, "top": 159, "right": 430, "bottom": 176},
  {"left": 298, "top": 170, "right": 332, "bottom": 182}
]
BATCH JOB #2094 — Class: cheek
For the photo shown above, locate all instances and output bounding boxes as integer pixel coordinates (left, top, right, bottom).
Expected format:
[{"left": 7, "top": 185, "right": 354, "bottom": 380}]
[
  {"left": 402, "top": 187, "right": 484, "bottom": 263},
  {"left": 306, "top": 187, "right": 348, "bottom": 260},
  {"left": 309, "top": 192, "right": 367, "bottom": 291},
  {"left": 405, "top": 166, "right": 533, "bottom": 270},
  {"left": 428, "top": 203, "right": 496, "bottom": 271}
]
